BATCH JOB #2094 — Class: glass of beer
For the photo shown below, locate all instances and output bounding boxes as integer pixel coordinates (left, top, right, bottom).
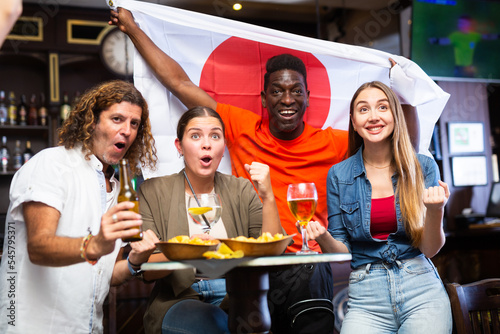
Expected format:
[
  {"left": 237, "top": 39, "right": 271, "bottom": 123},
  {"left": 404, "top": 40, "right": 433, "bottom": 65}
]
[
  {"left": 287, "top": 183, "right": 318, "bottom": 254},
  {"left": 187, "top": 193, "right": 222, "bottom": 234}
]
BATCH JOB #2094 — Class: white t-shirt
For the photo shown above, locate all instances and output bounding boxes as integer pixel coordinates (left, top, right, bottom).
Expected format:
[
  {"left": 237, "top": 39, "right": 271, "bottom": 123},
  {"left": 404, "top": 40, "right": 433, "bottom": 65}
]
[{"left": 0, "top": 146, "right": 121, "bottom": 334}]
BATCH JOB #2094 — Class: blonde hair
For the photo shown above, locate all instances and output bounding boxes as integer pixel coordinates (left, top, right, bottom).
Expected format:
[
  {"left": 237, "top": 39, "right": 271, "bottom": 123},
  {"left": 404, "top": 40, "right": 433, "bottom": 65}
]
[{"left": 348, "top": 81, "right": 424, "bottom": 247}]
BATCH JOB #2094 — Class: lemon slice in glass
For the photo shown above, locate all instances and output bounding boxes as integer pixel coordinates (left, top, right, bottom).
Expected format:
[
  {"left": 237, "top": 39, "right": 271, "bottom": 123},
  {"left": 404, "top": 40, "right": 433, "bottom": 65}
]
[{"left": 188, "top": 207, "right": 213, "bottom": 215}]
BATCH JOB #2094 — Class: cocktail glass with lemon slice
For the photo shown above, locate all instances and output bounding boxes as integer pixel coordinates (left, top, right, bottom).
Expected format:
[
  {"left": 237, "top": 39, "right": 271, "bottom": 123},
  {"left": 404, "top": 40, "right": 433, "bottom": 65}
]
[{"left": 187, "top": 193, "right": 222, "bottom": 234}]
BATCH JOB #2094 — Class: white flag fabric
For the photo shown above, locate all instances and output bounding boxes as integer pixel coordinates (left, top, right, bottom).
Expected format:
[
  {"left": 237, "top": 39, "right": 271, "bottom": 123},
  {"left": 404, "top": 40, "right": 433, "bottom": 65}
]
[{"left": 110, "top": 0, "right": 450, "bottom": 180}]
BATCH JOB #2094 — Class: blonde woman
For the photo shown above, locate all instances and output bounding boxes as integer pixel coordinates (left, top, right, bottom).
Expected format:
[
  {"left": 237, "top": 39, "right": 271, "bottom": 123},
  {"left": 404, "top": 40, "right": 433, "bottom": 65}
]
[{"left": 306, "top": 81, "right": 452, "bottom": 333}]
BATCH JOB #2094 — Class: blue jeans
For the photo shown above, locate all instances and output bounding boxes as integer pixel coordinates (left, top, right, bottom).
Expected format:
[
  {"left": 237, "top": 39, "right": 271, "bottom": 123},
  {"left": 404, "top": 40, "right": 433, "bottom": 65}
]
[
  {"left": 162, "top": 279, "right": 229, "bottom": 334},
  {"left": 340, "top": 254, "right": 452, "bottom": 334},
  {"left": 191, "top": 278, "right": 226, "bottom": 306}
]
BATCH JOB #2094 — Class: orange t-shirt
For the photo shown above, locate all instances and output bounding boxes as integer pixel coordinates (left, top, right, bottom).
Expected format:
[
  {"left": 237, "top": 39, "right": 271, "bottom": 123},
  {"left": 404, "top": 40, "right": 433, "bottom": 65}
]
[{"left": 217, "top": 103, "right": 348, "bottom": 253}]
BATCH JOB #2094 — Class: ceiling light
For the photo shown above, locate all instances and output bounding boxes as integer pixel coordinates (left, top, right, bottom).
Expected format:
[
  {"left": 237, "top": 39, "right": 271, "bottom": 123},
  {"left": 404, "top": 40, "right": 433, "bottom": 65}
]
[{"left": 233, "top": 3, "right": 242, "bottom": 11}]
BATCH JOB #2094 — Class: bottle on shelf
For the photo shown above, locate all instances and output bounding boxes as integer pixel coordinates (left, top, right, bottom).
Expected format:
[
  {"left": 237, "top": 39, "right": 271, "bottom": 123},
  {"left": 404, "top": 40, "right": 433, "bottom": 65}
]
[
  {"left": 0, "top": 91, "right": 7, "bottom": 125},
  {"left": 8, "top": 91, "right": 17, "bottom": 125},
  {"left": 118, "top": 158, "right": 143, "bottom": 242},
  {"left": 72, "top": 91, "right": 81, "bottom": 109},
  {"left": 38, "top": 93, "right": 48, "bottom": 126},
  {"left": 28, "top": 94, "right": 39, "bottom": 126},
  {"left": 1, "top": 136, "right": 10, "bottom": 172},
  {"left": 13, "top": 140, "right": 22, "bottom": 171},
  {"left": 60, "top": 91, "right": 71, "bottom": 125},
  {"left": 17, "top": 94, "right": 28, "bottom": 126},
  {"left": 23, "top": 140, "right": 34, "bottom": 165}
]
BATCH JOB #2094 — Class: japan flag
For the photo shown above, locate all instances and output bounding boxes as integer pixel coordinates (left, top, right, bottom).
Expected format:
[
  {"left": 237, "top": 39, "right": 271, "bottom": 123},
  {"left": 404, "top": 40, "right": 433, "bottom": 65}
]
[{"left": 111, "top": 0, "right": 449, "bottom": 179}]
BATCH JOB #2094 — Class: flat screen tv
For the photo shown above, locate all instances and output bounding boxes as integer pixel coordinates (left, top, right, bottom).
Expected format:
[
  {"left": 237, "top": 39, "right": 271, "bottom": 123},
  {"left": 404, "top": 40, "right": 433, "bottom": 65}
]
[{"left": 411, "top": 0, "right": 500, "bottom": 83}]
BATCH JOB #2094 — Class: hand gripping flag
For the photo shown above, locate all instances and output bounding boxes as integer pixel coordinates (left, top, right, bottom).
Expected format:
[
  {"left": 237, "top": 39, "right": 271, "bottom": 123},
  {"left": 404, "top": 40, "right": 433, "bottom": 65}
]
[{"left": 109, "top": 0, "right": 449, "bottom": 180}]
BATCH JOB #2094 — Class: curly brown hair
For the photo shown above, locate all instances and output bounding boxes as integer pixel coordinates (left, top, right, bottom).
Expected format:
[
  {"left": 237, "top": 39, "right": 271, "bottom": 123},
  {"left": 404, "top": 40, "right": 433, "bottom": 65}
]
[{"left": 58, "top": 80, "right": 157, "bottom": 175}]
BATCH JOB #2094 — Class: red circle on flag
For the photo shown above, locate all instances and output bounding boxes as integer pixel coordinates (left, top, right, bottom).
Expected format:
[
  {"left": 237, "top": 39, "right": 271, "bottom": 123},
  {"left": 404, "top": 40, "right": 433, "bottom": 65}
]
[{"left": 199, "top": 37, "right": 331, "bottom": 128}]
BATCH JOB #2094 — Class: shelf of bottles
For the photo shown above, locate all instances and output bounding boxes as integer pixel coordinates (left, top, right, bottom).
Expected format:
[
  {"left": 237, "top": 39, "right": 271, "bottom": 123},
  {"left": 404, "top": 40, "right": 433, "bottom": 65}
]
[
  {"left": 0, "top": 137, "right": 34, "bottom": 176},
  {"left": 0, "top": 89, "right": 80, "bottom": 174},
  {"left": 0, "top": 90, "right": 49, "bottom": 127},
  {"left": 0, "top": 90, "right": 50, "bottom": 175}
]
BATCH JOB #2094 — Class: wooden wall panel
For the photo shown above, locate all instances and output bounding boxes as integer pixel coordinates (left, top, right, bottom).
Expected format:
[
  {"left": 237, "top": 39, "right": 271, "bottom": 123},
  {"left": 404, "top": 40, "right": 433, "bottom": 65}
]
[{"left": 437, "top": 81, "right": 492, "bottom": 230}]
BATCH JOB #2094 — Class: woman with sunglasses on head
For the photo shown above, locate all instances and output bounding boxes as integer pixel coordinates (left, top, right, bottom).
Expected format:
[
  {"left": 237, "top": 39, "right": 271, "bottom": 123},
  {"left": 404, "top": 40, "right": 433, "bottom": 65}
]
[{"left": 305, "top": 81, "right": 452, "bottom": 333}]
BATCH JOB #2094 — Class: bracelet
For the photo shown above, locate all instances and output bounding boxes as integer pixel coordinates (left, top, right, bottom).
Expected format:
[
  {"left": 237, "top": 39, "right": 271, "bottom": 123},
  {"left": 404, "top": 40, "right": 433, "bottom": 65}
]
[
  {"left": 127, "top": 255, "right": 141, "bottom": 268},
  {"left": 127, "top": 255, "right": 143, "bottom": 277},
  {"left": 80, "top": 233, "right": 98, "bottom": 265}
]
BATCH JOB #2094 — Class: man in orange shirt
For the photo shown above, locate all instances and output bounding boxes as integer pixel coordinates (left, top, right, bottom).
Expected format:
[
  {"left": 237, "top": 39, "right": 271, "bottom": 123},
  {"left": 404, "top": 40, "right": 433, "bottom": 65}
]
[{"left": 217, "top": 88, "right": 348, "bottom": 254}]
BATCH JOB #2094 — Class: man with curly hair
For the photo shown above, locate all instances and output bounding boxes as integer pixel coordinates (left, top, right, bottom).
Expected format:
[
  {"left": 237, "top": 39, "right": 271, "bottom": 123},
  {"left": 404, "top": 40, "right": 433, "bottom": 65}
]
[{"left": 0, "top": 80, "right": 159, "bottom": 333}]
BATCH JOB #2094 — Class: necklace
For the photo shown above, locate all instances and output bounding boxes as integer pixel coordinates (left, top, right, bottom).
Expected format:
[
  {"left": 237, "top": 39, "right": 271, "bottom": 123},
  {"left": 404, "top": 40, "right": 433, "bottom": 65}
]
[{"left": 363, "top": 158, "right": 391, "bottom": 169}]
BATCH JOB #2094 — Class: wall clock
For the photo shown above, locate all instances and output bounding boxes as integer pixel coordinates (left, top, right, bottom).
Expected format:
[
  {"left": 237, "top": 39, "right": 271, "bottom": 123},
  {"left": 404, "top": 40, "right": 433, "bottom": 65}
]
[{"left": 100, "top": 28, "right": 134, "bottom": 77}]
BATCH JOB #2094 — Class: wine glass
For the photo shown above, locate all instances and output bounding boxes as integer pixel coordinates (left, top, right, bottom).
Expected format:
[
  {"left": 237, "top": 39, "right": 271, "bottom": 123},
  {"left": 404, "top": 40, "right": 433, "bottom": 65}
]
[
  {"left": 287, "top": 183, "right": 318, "bottom": 255},
  {"left": 187, "top": 193, "right": 222, "bottom": 234}
]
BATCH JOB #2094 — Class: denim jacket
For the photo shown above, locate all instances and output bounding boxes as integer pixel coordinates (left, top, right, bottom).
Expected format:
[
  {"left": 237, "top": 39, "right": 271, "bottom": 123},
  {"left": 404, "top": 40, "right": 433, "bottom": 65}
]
[{"left": 326, "top": 147, "right": 440, "bottom": 269}]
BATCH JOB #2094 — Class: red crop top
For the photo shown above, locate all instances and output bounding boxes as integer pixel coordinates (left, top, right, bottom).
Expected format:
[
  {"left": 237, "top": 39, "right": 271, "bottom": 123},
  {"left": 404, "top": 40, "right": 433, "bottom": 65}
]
[{"left": 370, "top": 195, "right": 397, "bottom": 240}]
